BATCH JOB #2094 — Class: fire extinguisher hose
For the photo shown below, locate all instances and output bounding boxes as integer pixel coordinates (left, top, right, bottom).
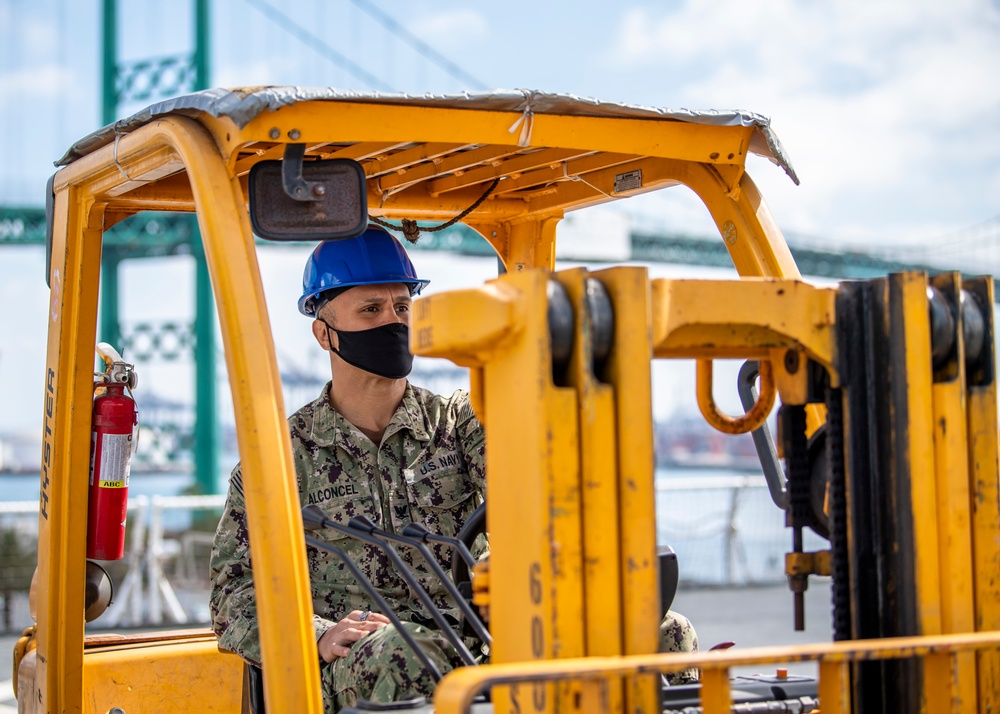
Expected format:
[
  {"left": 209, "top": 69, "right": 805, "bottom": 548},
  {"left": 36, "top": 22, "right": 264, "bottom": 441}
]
[{"left": 96, "top": 342, "right": 125, "bottom": 367}]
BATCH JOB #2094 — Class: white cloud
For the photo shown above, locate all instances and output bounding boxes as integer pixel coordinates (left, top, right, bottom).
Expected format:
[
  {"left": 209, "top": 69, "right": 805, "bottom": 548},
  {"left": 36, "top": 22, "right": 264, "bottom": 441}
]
[
  {"left": 0, "top": 10, "right": 58, "bottom": 57},
  {"left": 0, "top": 6, "right": 87, "bottom": 102},
  {"left": 0, "top": 64, "right": 78, "bottom": 100},
  {"left": 409, "top": 9, "right": 489, "bottom": 54},
  {"left": 603, "top": 0, "right": 1000, "bottom": 247}
]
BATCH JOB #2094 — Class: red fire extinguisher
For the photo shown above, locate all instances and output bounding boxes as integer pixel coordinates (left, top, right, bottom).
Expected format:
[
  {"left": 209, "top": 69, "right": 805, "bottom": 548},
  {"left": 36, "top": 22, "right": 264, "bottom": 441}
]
[{"left": 87, "top": 343, "right": 138, "bottom": 561}]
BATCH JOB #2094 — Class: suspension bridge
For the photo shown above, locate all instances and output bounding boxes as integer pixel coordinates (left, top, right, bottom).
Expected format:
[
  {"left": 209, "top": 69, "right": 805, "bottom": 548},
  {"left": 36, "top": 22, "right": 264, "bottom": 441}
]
[{"left": 2, "top": 0, "right": 998, "bottom": 492}]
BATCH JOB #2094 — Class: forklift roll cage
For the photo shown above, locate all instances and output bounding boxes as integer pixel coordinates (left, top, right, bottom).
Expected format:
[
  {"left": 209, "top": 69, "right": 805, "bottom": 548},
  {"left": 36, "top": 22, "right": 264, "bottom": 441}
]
[{"left": 20, "top": 87, "right": 1000, "bottom": 714}]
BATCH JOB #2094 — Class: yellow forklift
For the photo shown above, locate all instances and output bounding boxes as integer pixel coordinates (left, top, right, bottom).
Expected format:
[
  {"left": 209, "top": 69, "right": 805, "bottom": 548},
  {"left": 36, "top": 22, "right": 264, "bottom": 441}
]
[{"left": 12, "top": 87, "right": 1000, "bottom": 713}]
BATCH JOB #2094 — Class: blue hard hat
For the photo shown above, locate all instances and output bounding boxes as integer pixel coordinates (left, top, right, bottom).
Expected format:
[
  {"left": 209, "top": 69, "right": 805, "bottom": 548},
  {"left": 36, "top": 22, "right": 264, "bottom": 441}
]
[{"left": 298, "top": 226, "right": 430, "bottom": 317}]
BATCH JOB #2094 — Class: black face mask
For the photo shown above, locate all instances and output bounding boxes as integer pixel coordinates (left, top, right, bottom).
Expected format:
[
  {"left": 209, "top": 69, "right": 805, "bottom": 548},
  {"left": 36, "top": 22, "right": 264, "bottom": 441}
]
[{"left": 323, "top": 321, "right": 413, "bottom": 379}]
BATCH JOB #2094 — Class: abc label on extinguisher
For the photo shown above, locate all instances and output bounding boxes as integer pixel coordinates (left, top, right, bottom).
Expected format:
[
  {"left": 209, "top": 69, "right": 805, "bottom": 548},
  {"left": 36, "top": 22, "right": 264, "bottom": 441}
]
[{"left": 90, "top": 431, "right": 133, "bottom": 488}]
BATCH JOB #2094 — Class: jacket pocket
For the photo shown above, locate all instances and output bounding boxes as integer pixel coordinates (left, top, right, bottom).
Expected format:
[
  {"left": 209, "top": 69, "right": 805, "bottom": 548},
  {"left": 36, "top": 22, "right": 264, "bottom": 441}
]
[
  {"left": 406, "top": 470, "right": 479, "bottom": 542},
  {"left": 409, "top": 470, "right": 476, "bottom": 510}
]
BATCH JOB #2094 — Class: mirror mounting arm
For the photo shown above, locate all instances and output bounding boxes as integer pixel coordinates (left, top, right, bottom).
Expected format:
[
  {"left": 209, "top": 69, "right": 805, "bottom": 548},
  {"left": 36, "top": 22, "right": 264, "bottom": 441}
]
[{"left": 282, "top": 143, "right": 325, "bottom": 201}]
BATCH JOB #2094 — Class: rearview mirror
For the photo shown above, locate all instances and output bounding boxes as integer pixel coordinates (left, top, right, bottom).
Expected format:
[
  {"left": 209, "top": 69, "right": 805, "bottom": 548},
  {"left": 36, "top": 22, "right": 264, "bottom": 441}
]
[{"left": 249, "top": 150, "right": 368, "bottom": 241}]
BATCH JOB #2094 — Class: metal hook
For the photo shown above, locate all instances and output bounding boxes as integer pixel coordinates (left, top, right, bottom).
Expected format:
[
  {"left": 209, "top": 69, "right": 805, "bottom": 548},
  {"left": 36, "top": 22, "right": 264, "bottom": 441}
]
[{"left": 696, "top": 358, "right": 776, "bottom": 434}]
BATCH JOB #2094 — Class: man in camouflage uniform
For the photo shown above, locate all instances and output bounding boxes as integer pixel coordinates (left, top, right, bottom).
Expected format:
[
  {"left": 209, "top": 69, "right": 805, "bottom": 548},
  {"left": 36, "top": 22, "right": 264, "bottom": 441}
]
[{"left": 210, "top": 227, "right": 699, "bottom": 713}]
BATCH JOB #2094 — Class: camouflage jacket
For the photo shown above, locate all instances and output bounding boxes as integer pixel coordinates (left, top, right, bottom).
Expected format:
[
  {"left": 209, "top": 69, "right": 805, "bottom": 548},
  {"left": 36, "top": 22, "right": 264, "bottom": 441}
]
[{"left": 209, "top": 382, "right": 486, "bottom": 666}]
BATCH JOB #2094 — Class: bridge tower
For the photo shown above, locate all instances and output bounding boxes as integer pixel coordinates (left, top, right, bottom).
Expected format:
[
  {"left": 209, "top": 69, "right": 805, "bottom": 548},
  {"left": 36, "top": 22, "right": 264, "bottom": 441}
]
[{"left": 100, "top": 0, "right": 219, "bottom": 493}]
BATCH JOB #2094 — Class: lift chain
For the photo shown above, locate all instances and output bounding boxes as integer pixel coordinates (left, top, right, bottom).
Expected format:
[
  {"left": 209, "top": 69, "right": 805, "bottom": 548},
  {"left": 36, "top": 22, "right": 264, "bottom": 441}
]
[
  {"left": 781, "top": 404, "right": 810, "bottom": 631},
  {"left": 825, "top": 386, "right": 851, "bottom": 641}
]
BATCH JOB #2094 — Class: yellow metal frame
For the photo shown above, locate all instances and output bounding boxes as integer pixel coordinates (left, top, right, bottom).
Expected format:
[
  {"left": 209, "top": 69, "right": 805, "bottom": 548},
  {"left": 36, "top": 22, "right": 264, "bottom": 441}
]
[
  {"left": 928, "top": 274, "right": 978, "bottom": 705},
  {"left": 650, "top": 278, "right": 836, "bottom": 365},
  {"left": 30, "top": 91, "right": 1000, "bottom": 714},
  {"left": 80, "top": 633, "right": 243, "bottom": 712},
  {"left": 107, "top": 99, "right": 799, "bottom": 280},
  {"left": 36, "top": 177, "right": 101, "bottom": 713},
  {"left": 963, "top": 278, "right": 1000, "bottom": 706},
  {"left": 413, "top": 271, "right": 583, "bottom": 714},
  {"left": 590, "top": 267, "right": 662, "bottom": 714},
  {"left": 892, "top": 274, "right": 944, "bottom": 652},
  {"left": 434, "top": 632, "right": 1000, "bottom": 714},
  {"left": 38, "top": 116, "right": 320, "bottom": 712},
  {"left": 412, "top": 270, "right": 843, "bottom": 714},
  {"left": 412, "top": 266, "right": 667, "bottom": 714}
]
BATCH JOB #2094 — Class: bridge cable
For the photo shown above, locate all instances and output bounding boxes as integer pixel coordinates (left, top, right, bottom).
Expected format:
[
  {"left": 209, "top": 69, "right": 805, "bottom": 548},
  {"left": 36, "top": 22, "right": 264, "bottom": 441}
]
[
  {"left": 348, "top": 0, "right": 489, "bottom": 90},
  {"left": 241, "top": 0, "right": 397, "bottom": 92}
]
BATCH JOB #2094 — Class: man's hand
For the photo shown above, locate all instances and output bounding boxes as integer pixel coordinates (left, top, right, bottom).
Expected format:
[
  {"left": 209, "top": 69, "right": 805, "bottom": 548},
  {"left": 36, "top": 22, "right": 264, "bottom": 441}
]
[{"left": 317, "top": 610, "right": 392, "bottom": 662}]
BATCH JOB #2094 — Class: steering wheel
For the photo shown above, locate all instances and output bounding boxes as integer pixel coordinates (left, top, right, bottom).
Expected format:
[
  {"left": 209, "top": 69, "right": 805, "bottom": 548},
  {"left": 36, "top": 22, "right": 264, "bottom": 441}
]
[
  {"left": 451, "top": 502, "right": 487, "bottom": 637},
  {"left": 451, "top": 501, "right": 486, "bottom": 585}
]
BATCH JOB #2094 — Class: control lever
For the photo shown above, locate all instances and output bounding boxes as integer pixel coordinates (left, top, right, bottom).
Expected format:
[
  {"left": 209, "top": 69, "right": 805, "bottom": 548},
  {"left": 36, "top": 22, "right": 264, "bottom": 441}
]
[
  {"left": 401, "top": 522, "right": 477, "bottom": 571},
  {"left": 356, "top": 516, "right": 491, "bottom": 645},
  {"left": 302, "top": 505, "right": 477, "bottom": 666},
  {"left": 300, "top": 505, "right": 443, "bottom": 682},
  {"left": 738, "top": 360, "right": 788, "bottom": 511}
]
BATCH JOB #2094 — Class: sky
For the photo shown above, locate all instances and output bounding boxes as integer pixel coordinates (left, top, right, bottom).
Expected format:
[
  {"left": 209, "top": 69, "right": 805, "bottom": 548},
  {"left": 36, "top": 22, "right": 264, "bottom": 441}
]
[{"left": 1, "top": 0, "right": 999, "bottom": 439}]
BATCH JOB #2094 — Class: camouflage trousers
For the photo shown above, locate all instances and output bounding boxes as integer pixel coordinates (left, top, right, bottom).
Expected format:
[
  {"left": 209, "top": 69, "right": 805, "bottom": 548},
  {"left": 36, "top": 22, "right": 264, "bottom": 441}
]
[
  {"left": 323, "top": 622, "right": 464, "bottom": 713},
  {"left": 322, "top": 612, "right": 698, "bottom": 711},
  {"left": 660, "top": 609, "right": 699, "bottom": 685}
]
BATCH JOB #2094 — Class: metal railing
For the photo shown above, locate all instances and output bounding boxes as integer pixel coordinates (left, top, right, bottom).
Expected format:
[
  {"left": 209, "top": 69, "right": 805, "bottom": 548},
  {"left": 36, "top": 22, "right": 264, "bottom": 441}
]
[
  {"left": 1, "top": 476, "right": 795, "bottom": 631},
  {"left": 0, "top": 494, "right": 225, "bottom": 631},
  {"left": 103, "top": 494, "right": 225, "bottom": 627},
  {"left": 657, "top": 475, "right": 820, "bottom": 586}
]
